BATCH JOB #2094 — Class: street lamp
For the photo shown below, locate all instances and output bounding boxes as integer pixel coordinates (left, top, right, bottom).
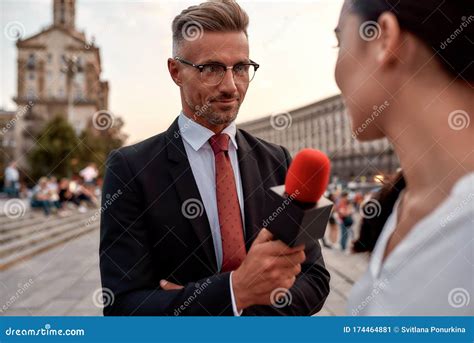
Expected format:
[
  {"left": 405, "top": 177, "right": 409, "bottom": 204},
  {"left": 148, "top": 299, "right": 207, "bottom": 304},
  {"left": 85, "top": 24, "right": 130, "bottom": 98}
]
[{"left": 60, "top": 54, "right": 79, "bottom": 129}]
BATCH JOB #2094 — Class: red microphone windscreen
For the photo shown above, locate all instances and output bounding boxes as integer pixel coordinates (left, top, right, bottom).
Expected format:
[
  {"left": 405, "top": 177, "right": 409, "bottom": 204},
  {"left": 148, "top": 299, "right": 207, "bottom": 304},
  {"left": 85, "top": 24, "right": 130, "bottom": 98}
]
[{"left": 284, "top": 149, "right": 331, "bottom": 203}]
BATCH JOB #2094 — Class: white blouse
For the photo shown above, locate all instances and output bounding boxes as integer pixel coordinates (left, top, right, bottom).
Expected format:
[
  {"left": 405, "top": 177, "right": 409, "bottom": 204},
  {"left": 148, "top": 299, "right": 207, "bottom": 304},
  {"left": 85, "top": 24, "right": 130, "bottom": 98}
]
[{"left": 348, "top": 172, "right": 474, "bottom": 316}]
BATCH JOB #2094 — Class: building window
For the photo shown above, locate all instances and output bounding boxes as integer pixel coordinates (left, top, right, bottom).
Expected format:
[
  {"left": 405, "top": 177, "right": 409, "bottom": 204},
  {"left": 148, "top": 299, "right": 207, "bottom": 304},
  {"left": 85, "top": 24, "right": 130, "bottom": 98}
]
[
  {"left": 27, "top": 53, "right": 35, "bottom": 69},
  {"left": 29, "top": 72, "right": 35, "bottom": 80},
  {"left": 47, "top": 53, "right": 52, "bottom": 63},
  {"left": 27, "top": 88, "right": 35, "bottom": 100},
  {"left": 75, "top": 72, "right": 84, "bottom": 85},
  {"left": 76, "top": 56, "right": 84, "bottom": 72},
  {"left": 75, "top": 89, "right": 83, "bottom": 100}
]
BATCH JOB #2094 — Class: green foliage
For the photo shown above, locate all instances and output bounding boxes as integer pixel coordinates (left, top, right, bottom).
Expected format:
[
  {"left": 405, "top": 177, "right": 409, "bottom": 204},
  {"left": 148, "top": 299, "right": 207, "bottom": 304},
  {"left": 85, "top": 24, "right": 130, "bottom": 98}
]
[
  {"left": 76, "top": 117, "right": 127, "bottom": 175},
  {"left": 27, "top": 115, "right": 126, "bottom": 182},
  {"left": 28, "top": 116, "right": 80, "bottom": 181}
]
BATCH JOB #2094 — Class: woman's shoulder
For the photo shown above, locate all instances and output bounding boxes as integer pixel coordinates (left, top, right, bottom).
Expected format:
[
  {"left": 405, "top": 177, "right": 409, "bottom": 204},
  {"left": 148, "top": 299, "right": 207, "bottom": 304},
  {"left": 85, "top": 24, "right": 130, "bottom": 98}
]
[{"left": 438, "top": 172, "right": 474, "bottom": 229}]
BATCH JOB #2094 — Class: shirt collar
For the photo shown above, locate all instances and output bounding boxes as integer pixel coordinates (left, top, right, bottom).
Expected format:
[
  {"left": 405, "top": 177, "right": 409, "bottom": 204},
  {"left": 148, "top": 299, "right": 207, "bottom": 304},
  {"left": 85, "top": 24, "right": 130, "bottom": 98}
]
[{"left": 178, "top": 111, "right": 238, "bottom": 152}]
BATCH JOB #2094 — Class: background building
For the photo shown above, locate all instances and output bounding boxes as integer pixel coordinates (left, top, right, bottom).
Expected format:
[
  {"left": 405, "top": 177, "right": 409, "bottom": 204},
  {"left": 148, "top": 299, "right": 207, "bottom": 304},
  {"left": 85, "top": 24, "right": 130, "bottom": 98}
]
[
  {"left": 0, "top": 109, "right": 17, "bottom": 181},
  {"left": 238, "top": 94, "right": 399, "bottom": 182},
  {"left": 13, "top": 0, "right": 109, "bottom": 166}
]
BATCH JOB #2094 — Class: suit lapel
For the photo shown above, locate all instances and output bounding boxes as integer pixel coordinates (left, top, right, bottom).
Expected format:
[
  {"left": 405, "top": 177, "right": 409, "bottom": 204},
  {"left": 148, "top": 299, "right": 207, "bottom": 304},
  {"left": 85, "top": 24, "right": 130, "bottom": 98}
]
[
  {"left": 165, "top": 118, "right": 218, "bottom": 272},
  {"left": 236, "top": 130, "right": 266, "bottom": 251}
]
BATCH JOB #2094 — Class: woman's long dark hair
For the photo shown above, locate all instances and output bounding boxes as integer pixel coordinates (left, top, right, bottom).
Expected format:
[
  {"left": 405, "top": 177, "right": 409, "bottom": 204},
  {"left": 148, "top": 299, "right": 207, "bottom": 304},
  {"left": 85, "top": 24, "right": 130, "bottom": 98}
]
[
  {"left": 349, "top": 0, "right": 474, "bottom": 82},
  {"left": 352, "top": 170, "right": 406, "bottom": 253}
]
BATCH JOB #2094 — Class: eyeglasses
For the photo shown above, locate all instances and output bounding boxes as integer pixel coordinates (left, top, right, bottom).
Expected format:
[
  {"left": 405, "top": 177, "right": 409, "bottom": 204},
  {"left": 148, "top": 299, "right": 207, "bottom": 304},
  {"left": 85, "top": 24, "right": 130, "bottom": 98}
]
[{"left": 174, "top": 57, "right": 260, "bottom": 86}]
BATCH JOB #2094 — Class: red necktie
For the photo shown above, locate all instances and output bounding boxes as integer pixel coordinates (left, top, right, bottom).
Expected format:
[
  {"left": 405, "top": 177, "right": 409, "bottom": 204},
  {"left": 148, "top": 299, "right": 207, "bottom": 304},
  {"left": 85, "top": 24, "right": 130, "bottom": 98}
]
[{"left": 209, "top": 133, "right": 246, "bottom": 272}]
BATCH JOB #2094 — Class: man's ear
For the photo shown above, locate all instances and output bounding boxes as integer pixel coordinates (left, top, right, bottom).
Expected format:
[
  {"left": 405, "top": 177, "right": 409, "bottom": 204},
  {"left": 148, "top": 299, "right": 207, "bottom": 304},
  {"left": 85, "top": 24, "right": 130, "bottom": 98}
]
[
  {"left": 376, "top": 12, "right": 403, "bottom": 68},
  {"left": 168, "top": 58, "right": 182, "bottom": 86}
]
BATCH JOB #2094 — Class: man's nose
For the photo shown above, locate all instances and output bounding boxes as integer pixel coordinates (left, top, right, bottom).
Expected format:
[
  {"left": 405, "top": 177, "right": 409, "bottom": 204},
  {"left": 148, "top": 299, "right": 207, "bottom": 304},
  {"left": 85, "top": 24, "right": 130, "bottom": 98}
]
[{"left": 218, "top": 69, "right": 238, "bottom": 93}]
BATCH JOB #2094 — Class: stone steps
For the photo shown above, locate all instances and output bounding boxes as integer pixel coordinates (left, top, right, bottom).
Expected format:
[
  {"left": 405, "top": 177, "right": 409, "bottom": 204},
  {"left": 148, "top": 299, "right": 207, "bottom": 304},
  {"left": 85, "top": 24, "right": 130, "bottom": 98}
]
[{"left": 0, "top": 209, "right": 100, "bottom": 271}]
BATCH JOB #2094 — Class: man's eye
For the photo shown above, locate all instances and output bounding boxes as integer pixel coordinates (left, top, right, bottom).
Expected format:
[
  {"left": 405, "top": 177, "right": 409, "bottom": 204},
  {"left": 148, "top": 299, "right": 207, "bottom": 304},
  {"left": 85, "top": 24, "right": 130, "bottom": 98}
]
[
  {"left": 203, "top": 65, "right": 221, "bottom": 73},
  {"left": 234, "top": 64, "right": 246, "bottom": 73}
]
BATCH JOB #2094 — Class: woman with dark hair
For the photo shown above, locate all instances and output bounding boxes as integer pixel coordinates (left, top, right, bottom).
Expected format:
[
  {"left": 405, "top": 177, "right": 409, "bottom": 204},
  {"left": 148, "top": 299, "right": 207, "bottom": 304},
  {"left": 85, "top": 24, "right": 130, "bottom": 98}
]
[
  {"left": 352, "top": 171, "right": 406, "bottom": 254},
  {"left": 334, "top": 0, "right": 473, "bottom": 315}
]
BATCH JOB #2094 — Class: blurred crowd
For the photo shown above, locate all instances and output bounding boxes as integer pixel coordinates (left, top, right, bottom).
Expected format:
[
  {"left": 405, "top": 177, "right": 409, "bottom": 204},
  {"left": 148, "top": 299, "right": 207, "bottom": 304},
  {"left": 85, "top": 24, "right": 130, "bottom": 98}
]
[
  {"left": 3, "top": 158, "right": 384, "bottom": 248},
  {"left": 3, "top": 162, "right": 101, "bottom": 216},
  {"left": 322, "top": 190, "right": 374, "bottom": 254}
]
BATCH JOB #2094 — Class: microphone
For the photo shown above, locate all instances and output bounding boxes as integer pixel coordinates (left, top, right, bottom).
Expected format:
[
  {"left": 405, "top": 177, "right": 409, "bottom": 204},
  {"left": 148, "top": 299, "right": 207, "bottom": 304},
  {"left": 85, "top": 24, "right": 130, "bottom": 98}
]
[
  {"left": 286, "top": 148, "right": 331, "bottom": 204},
  {"left": 263, "top": 149, "right": 334, "bottom": 247}
]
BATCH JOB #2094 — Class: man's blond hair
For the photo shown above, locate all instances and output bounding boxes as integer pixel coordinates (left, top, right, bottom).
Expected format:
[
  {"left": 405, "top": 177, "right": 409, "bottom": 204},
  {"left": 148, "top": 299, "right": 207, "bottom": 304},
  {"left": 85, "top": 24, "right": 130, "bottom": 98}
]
[{"left": 172, "top": 0, "right": 249, "bottom": 56}]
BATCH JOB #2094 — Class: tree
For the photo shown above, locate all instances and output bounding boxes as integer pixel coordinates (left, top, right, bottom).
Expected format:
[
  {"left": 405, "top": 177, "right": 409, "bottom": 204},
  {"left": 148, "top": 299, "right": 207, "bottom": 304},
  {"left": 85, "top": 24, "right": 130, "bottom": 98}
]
[
  {"left": 27, "top": 114, "right": 127, "bottom": 183},
  {"left": 28, "top": 116, "right": 80, "bottom": 181},
  {"left": 76, "top": 116, "right": 127, "bottom": 176}
]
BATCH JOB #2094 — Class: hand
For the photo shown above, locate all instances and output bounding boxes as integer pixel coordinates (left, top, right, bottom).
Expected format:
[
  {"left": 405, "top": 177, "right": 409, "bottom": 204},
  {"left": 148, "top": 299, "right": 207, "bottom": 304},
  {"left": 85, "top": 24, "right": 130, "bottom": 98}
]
[
  {"left": 232, "top": 228, "right": 305, "bottom": 311},
  {"left": 160, "top": 279, "right": 184, "bottom": 290}
]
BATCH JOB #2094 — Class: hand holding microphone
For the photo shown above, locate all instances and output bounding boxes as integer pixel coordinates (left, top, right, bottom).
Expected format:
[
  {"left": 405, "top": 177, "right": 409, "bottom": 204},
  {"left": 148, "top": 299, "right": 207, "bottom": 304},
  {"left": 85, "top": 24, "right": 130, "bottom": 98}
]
[
  {"left": 232, "top": 149, "right": 332, "bottom": 311},
  {"left": 232, "top": 228, "right": 306, "bottom": 311}
]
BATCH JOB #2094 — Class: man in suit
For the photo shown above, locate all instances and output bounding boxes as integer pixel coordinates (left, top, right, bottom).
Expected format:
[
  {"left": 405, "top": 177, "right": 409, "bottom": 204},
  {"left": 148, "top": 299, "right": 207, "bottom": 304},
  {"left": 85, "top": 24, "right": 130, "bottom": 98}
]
[{"left": 100, "top": 0, "right": 330, "bottom": 316}]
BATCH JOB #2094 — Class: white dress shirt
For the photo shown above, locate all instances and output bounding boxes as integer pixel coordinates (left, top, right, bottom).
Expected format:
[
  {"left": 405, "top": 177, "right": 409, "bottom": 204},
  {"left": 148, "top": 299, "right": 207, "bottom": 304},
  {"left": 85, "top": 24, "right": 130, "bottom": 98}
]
[
  {"left": 348, "top": 172, "right": 474, "bottom": 316},
  {"left": 178, "top": 112, "right": 245, "bottom": 315}
]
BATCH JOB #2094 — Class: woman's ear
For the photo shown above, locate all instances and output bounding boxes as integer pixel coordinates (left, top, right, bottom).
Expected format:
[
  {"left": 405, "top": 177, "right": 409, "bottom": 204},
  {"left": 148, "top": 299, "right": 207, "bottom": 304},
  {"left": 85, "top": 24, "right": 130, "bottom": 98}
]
[
  {"left": 376, "top": 12, "right": 403, "bottom": 67},
  {"left": 168, "top": 58, "right": 182, "bottom": 87}
]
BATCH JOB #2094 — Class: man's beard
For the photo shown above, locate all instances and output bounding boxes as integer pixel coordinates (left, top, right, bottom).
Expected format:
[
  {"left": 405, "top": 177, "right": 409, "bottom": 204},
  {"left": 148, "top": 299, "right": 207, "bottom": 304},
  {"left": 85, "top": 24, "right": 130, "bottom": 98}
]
[
  {"left": 188, "top": 98, "right": 241, "bottom": 126},
  {"left": 205, "top": 104, "right": 240, "bottom": 125}
]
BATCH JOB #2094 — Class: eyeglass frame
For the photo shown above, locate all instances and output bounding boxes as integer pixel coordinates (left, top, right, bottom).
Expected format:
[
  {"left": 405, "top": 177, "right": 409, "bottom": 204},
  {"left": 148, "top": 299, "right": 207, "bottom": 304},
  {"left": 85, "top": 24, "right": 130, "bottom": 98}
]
[{"left": 173, "top": 56, "right": 260, "bottom": 85}]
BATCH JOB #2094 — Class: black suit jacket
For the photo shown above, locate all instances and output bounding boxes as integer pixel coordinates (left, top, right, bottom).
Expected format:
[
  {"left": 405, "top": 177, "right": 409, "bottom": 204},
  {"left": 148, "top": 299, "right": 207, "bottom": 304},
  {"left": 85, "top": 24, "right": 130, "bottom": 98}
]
[{"left": 99, "top": 117, "right": 330, "bottom": 316}]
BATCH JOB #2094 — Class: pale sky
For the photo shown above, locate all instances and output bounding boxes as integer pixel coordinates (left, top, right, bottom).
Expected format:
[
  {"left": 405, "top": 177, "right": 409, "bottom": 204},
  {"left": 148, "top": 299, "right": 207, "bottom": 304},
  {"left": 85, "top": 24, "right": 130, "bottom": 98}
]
[{"left": 0, "top": 0, "right": 344, "bottom": 144}]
